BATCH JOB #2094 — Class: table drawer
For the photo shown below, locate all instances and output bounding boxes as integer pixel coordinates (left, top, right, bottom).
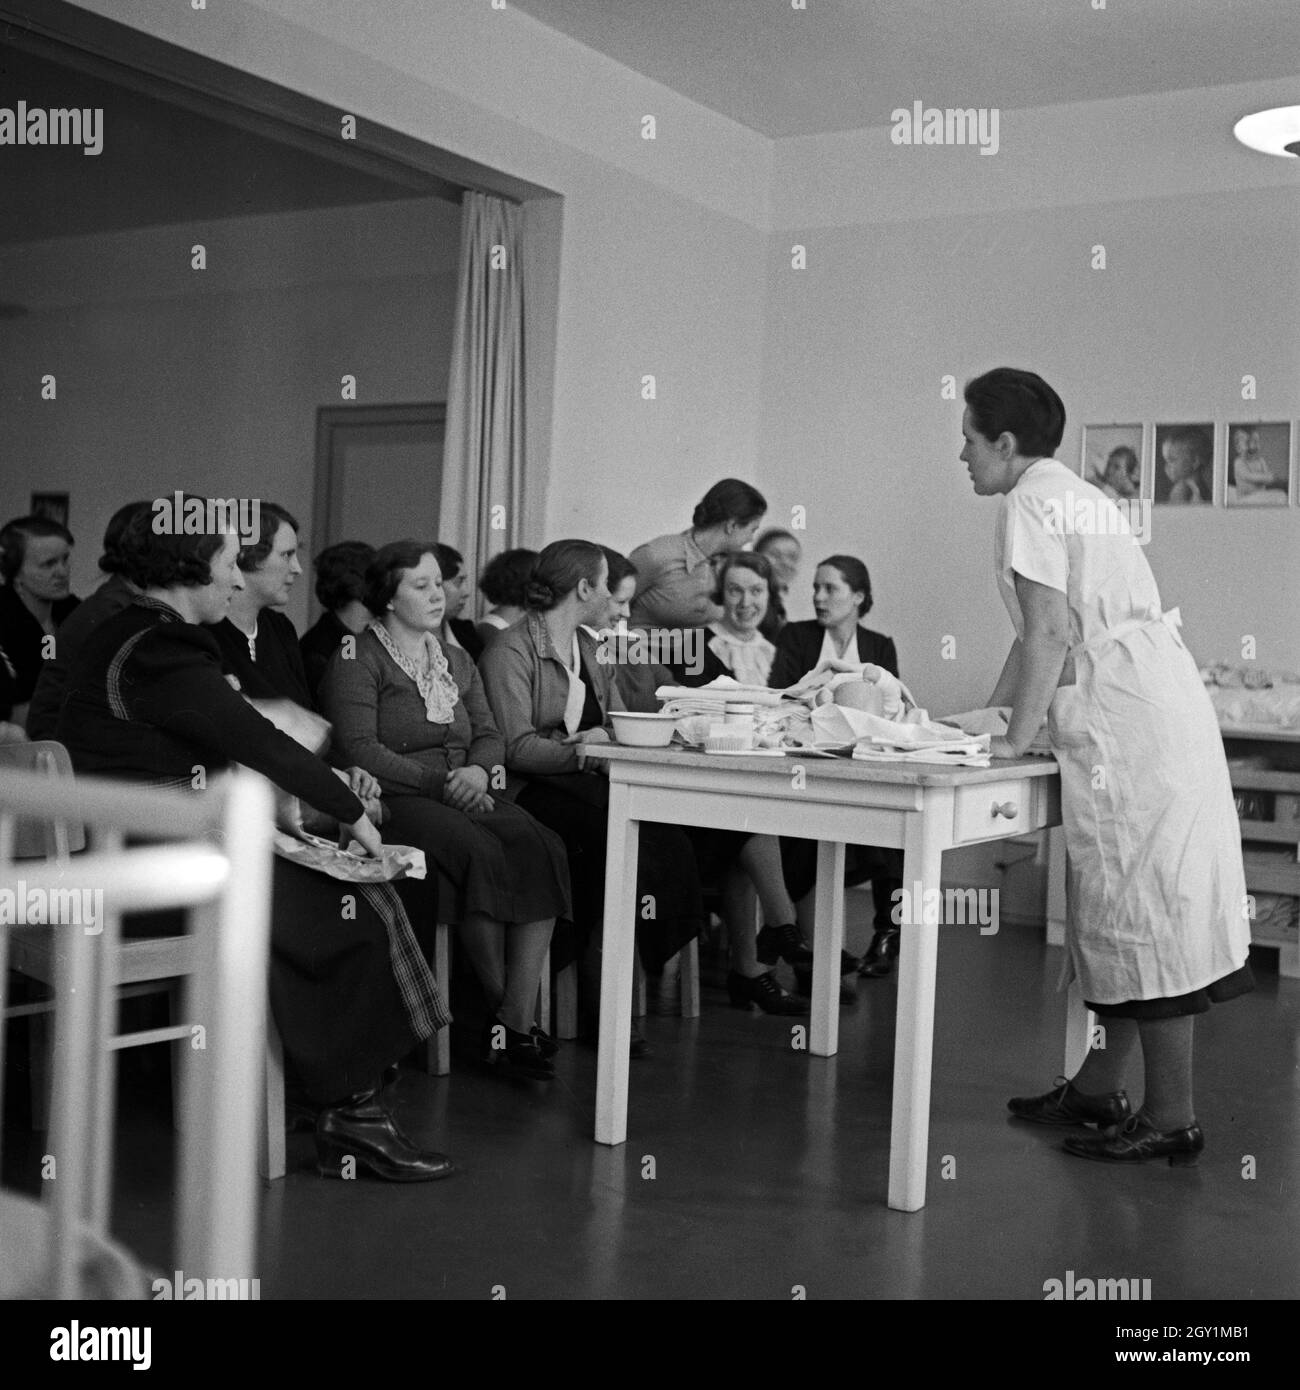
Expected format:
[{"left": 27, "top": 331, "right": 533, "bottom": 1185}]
[{"left": 953, "top": 779, "right": 1035, "bottom": 844}]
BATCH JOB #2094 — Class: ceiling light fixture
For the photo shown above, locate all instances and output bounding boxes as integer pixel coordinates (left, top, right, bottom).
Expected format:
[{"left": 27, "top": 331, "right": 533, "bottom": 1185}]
[{"left": 1233, "top": 105, "right": 1300, "bottom": 158}]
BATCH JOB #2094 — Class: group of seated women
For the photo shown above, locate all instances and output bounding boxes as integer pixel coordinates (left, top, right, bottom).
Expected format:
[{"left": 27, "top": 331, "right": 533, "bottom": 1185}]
[{"left": 0, "top": 478, "right": 902, "bottom": 1184}]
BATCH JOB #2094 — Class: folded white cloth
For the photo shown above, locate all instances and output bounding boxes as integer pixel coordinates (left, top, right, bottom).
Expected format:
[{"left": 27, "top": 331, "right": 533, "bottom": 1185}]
[
  {"left": 940, "top": 706, "right": 1055, "bottom": 756},
  {"left": 655, "top": 676, "right": 790, "bottom": 708}
]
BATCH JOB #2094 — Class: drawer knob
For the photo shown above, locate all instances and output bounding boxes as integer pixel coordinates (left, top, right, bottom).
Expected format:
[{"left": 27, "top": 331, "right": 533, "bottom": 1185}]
[{"left": 992, "top": 801, "right": 1019, "bottom": 819}]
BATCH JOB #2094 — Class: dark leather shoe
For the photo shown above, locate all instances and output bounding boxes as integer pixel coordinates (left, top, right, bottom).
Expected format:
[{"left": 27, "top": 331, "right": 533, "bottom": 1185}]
[
  {"left": 756, "top": 923, "right": 813, "bottom": 967},
  {"left": 1007, "top": 1076, "right": 1131, "bottom": 1127},
  {"left": 316, "top": 1089, "right": 455, "bottom": 1182},
  {"left": 726, "top": 970, "right": 809, "bottom": 1015},
  {"left": 858, "top": 928, "right": 900, "bottom": 977},
  {"left": 792, "top": 956, "right": 860, "bottom": 1005},
  {"left": 530, "top": 1024, "right": 560, "bottom": 1059},
  {"left": 482, "top": 1019, "right": 555, "bottom": 1081},
  {"left": 1063, "top": 1114, "right": 1204, "bottom": 1166}
]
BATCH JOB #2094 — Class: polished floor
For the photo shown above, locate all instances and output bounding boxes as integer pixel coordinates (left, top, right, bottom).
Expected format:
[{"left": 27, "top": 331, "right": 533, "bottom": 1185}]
[{"left": 5, "top": 898, "right": 1298, "bottom": 1300}]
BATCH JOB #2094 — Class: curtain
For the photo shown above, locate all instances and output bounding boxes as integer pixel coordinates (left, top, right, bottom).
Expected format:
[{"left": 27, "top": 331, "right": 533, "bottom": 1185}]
[{"left": 440, "top": 191, "right": 525, "bottom": 608}]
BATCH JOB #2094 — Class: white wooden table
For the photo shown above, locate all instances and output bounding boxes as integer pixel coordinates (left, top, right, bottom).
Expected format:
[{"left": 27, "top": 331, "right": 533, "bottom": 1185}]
[{"left": 586, "top": 743, "right": 1066, "bottom": 1212}]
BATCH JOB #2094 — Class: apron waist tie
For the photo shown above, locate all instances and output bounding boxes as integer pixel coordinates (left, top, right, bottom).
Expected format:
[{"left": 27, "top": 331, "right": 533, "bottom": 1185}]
[{"left": 1069, "top": 607, "right": 1182, "bottom": 661}]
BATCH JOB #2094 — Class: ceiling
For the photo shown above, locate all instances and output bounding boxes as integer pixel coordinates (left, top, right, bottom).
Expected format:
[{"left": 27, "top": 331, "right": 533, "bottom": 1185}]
[
  {"left": 511, "top": 0, "right": 1300, "bottom": 138},
  {"left": 0, "top": 41, "right": 448, "bottom": 246}
]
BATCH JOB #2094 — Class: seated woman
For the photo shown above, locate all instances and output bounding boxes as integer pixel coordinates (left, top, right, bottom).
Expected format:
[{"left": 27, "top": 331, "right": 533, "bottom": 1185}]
[
  {"left": 56, "top": 508, "right": 453, "bottom": 1182},
  {"left": 27, "top": 501, "right": 147, "bottom": 741},
  {"left": 769, "top": 555, "right": 905, "bottom": 981},
  {"left": 0, "top": 514, "right": 80, "bottom": 726},
  {"left": 480, "top": 539, "right": 807, "bottom": 1026},
  {"left": 593, "top": 546, "right": 672, "bottom": 714},
  {"left": 210, "top": 502, "right": 313, "bottom": 707},
  {"left": 300, "top": 540, "right": 376, "bottom": 702},
  {"left": 431, "top": 543, "right": 484, "bottom": 661},
  {"left": 754, "top": 528, "right": 802, "bottom": 641},
  {"left": 476, "top": 547, "right": 537, "bottom": 648},
  {"left": 673, "top": 550, "right": 778, "bottom": 689},
  {"left": 321, "top": 541, "right": 568, "bottom": 1082}
]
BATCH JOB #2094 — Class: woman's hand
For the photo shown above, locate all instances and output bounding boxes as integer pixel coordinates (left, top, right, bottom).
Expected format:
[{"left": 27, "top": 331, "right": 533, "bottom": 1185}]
[
  {"left": 564, "top": 727, "right": 609, "bottom": 772},
  {"left": 342, "top": 814, "right": 384, "bottom": 858},
  {"left": 988, "top": 736, "right": 1020, "bottom": 760},
  {"left": 443, "top": 765, "right": 494, "bottom": 815},
  {"left": 345, "top": 766, "right": 381, "bottom": 802}
]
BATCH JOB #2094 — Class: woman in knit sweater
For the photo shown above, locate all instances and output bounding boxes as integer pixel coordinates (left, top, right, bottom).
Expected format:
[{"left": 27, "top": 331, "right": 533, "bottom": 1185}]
[{"left": 321, "top": 540, "right": 569, "bottom": 1082}]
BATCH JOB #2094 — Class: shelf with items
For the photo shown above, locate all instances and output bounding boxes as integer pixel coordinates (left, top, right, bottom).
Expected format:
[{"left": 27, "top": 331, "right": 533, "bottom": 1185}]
[{"left": 1223, "top": 730, "right": 1300, "bottom": 977}]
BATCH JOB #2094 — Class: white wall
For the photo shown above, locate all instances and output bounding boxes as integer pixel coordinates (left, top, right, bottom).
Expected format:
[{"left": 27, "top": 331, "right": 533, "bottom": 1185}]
[
  {"left": 62, "top": 0, "right": 774, "bottom": 567},
  {"left": 762, "top": 81, "right": 1300, "bottom": 713},
  {"left": 0, "top": 197, "right": 461, "bottom": 629}
]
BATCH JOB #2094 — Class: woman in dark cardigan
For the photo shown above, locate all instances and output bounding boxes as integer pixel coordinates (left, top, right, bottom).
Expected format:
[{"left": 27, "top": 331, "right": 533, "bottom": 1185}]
[
  {"left": 321, "top": 541, "right": 568, "bottom": 1083},
  {"left": 57, "top": 511, "right": 453, "bottom": 1183},
  {"left": 769, "top": 554, "right": 905, "bottom": 980}
]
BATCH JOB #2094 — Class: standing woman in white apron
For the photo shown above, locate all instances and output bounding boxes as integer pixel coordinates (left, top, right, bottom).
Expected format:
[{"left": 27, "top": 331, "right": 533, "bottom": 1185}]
[{"left": 961, "top": 367, "right": 1253, "bottom": 1166}]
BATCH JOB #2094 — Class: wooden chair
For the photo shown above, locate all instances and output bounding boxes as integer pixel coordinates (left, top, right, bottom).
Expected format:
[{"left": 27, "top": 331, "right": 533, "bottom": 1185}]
[
  {"left": 0, "top": 766, "right": 274, "bottom": 1297},
  {"left": 0, "top": 741, "right": 193, "bottom": 1131}
]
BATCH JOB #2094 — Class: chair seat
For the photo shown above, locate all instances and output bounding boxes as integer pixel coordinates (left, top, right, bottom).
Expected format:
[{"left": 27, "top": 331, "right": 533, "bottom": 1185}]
[
  {"left": 8, "top": 927, "right": 194, "bottom": 986},
  {"left": 0, "top": 1190, "right": 150, "bottom": 1299}
]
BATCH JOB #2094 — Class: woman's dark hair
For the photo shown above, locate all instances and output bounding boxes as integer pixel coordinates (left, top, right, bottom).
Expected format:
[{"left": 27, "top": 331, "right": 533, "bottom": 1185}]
[
  {"left": 755, "top": 528, "right": 799, "bottom": 554},
  {"left": 692, "top": 478, "right": 767, "bottom": 529},
  {"left": 99, "top": 501, "right": 151, "bottom": 576},
  {"left": 1104, "top": 446, "right": 1139, "bottom": 483},
  {"left": 313, "top": 540, "right": 376, "bottom": 611},
  {"left": 0, "top": 515, "right": 75, "bottom": 582},
  {"left": 818, "top": 554, "right": 873, "bottom": 617},
  {"left": 479, "top": 548, "right": 538, "bottom": 607},
  {"left": 524, "top": 540, "right": 605, "bottom": 611},
  {"left": 238, "top": 501, "right": 298, "bottom": 572},
  {"left": 964, "top": 367, "right": 1066, "bottom": 458},
  {"left": 713, "top": 549, "right": 778, "bottom": 610},
  {"left": 364, "top": 540, "right": 438, "bottom": 617},
  {"left": 114, "top": 497, "right": 227, "bottom": 589},
  {"left": 600, "top": 546, "right": 637, "bottom": 594},
  {"left": 432, "top": 543, "right": 464, "bottom": 583}
]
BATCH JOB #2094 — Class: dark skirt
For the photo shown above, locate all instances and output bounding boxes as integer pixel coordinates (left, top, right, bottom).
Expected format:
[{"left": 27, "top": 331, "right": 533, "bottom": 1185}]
[
  {"left": 383, "top": 793, "right": 571, "bottom": 928},
  {"left": 268, "top": 860, "right": 442, "bottom": 1104},
  {"left": 780, "top": 837, "right": 903, "bottom": 931},
  {"left": 1086, "top": 962, "right": 1256, "bottom": 1019},
  {"left": 514, "top": 772, "right": 706, "bottom": 972},
  {"left": 124, "top": 860, "right": 440, "bottom": 1104}
]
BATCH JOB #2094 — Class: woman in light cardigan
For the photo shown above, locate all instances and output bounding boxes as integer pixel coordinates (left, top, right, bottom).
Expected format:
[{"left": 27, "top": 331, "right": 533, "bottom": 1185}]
[{"left": 321, "top": 540, "right": 569, "bottom": 1082}]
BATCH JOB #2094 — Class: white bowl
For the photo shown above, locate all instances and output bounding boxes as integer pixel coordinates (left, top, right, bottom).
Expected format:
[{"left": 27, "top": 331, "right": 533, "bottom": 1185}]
[{"left": 610, "top": 711, "right": 678, "bottom": 747}]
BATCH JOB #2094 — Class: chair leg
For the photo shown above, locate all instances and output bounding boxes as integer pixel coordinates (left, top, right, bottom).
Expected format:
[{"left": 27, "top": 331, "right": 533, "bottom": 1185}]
[
  {"left": 632, "top": 950, "right": 647, "bottom": 1019},
  {"left": 555, "top": 962, "right": 579, "bottom": 1040},
  {"left": 28, "top": 1009, "right": 52, "bottom": 1131},
  {"left": 169, "top": 979, "right": 187, "bottom": 1134},
  {"left": 679, "top": 938, "right": 700, "bottom": 1019},
  {"left": 261, "top": 1015, "right": 286, "bottom": 1182},
  {"left": 537, "top": 946, "right": 552, "bottom": 1032},
  {"left": 424, "top": 924, "right": 451, "bottom": 1077}
]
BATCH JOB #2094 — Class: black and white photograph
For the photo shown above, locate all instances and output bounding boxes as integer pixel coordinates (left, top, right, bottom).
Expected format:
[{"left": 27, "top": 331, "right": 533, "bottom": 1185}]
[
  {"left": 1153, "top": 422, "right": 1216, "bottom": 505},
  {"left": 1080, "top": 423, "right": 1145, "bottom": 501},
  {"left": 1225, "top": 421, "right": 1292, "bottom": 507},
  {"left": 1, "top": 0, "right": 1298, "bottom": 1351}
]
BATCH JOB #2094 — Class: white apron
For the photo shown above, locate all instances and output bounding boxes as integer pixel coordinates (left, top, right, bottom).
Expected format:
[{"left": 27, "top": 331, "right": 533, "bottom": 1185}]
[{"left": 997, "top": 462, "right": 1250, "bottom": 1004}]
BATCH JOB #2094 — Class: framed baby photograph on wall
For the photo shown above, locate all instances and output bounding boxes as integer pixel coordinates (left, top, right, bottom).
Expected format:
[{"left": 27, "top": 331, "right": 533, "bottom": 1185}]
[
  {"left": 1224, "top": 421, "right": 1292, "bottom": 507},
  {"left": 1080, "top": 424, "right": 1146, "bottom": 502},
  {"left": 1152, "top": 422, "right": 1214, "bottom": 506}
]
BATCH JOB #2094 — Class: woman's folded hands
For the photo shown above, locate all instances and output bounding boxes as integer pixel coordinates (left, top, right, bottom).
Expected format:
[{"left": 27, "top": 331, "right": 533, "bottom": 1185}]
[{"left": 443, "top": 764, "right": 495, "bottom": 815}]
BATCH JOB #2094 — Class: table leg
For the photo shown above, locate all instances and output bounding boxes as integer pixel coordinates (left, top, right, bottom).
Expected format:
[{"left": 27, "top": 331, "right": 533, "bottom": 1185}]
[
  {"left": 810, "top": 840, "right": 846, "bottom": 1057},
  {"left": 595, "top": 781, "right": 640, "bottom": 1146},
  {"left": 887, "top": 796, "right": 948, "bottom": 1212}
]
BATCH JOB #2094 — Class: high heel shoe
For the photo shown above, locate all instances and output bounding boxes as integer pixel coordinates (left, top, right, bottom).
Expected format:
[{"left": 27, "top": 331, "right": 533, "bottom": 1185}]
[
  {"left": 726, "top": 970, "right": 809, "bottom": 1015},
  {"left": 1062, "top": 1114, "right": 1204, "bottom": 1166},
  {"left": 530, "top": 1024, "right": 559, "bottom": 1059},
  {"left": 756, "top": 922, "right": 813, "bottom": 967},
  {"left": 315, "top": 1087, "right": 455, "bottom": 1182},
  {"left": 482, "top": 1018, "right": 555, "bottom": 1081},
  {"left": 857, "top": 928, "right": 900, "bottom": 978},
  {"left": 792, "top": 955, "right": 861, "bottom": 1005}
]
